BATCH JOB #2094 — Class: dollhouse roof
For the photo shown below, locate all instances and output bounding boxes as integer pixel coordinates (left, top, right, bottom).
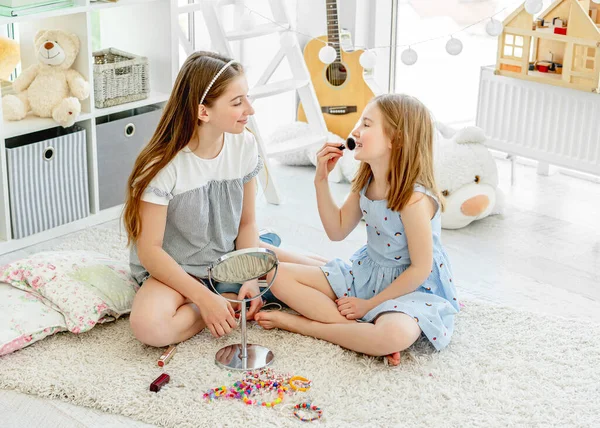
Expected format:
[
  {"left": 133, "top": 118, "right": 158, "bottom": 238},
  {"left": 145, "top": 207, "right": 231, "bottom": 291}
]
[
  {"left": 503, "top": 0, "right": 600, "bottom": 37},
  {"left": 502, "top": 4, "right": 527, "bottom": 27},
  {"left": 539, "top": 0, "right": 567, "bottom": 20}
]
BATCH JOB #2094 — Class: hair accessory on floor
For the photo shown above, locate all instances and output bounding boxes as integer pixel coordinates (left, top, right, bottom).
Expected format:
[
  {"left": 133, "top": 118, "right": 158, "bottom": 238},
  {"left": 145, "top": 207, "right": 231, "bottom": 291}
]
[
  {"left": 289, "top": 376, "right": 312, "bottom": 392},
  {"left": 293, "top": 402, "right": 323, "bottom": 422}
]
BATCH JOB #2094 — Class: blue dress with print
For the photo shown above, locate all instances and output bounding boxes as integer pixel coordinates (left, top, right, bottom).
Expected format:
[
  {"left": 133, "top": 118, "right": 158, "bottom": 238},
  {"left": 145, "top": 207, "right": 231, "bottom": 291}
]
[{"left": 321, "top": 183, "right": 460, "bottom": 351}]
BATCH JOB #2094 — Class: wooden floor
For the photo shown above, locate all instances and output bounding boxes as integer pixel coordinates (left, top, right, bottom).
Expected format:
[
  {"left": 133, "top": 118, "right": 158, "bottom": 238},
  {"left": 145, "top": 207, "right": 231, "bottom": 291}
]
[{"left": 1, "top": 157, "right": 599, "bottom": 427}]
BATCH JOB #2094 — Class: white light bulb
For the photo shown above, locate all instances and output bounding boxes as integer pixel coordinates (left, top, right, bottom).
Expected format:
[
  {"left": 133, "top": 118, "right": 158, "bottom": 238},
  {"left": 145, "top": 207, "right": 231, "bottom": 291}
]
[
  {"left": 359, "top": 50, "right": 377, "bottom": 69},
  {"left": 524, "top": 0, "right": 543, "bottom": 15},
  {"left": 592, "top": 0, "right": 600, "bottom": 4},
  {"left": 319, "top": 45, "right": 337, "bottom": 64},
  {"left": 446, "top": 37, "right": 463, "bottom": 56},
  {"left": 400, "top": 48, "right": 418, "bottom": 66},
  {"left": 485, "top": 18, "right": 503, "bottom": 37}
]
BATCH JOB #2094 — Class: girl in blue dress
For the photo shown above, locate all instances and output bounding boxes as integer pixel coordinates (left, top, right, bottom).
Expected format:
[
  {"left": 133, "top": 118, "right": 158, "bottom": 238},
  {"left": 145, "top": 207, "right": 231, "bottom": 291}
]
[{"left": 256, "top": 94, "right": 459, "bottom": 365}]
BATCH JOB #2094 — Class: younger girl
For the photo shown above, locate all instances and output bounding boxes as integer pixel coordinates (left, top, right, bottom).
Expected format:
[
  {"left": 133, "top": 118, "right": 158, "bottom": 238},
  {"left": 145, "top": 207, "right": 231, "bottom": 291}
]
[
  {"left": 256, "top": 94, "right": 459, "bottom": 364},
  {"left": 124, "top": 51, "right": 323, "bottom": 347}
]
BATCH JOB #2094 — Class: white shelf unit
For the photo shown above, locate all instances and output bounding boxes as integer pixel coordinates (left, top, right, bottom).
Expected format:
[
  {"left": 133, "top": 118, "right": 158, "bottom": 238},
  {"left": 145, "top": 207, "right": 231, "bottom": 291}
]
[{"left": 0, "top": 0, "right": 176, "bottom": 255}]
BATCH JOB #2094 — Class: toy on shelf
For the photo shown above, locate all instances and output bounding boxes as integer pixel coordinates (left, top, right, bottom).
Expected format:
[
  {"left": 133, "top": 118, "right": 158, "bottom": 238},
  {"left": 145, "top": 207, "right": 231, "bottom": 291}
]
[
  {"left": 2, "top": 29, "right": 90, "bottom": 128},
  {"left": 496, "top": 0, "right": 600, "bottom": 93},
  {"left": 0, "top": 36, "right": 20, "bottom": 82}
]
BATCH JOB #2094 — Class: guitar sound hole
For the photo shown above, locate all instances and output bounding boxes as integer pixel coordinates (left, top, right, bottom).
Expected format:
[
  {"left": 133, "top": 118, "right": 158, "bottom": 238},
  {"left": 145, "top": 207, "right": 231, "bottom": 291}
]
[{"left": 326, "top": 63, "right": 347, "bottom": 87}]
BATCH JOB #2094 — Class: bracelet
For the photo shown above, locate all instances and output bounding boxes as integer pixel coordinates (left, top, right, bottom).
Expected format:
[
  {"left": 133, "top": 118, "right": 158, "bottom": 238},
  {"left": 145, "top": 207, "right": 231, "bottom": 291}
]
[
  {"left": 289, "top": 376, "right": 312, "bottom": 392},
  {"left": 293, "top": 402, "right": 323, "bottom": 422}
]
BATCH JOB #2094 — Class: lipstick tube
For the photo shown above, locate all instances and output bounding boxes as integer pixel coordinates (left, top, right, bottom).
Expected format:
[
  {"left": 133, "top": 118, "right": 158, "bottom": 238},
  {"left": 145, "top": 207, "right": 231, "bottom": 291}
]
[
  {"left": 157, "top": 345, "right": 177, "bottom": 367},
  {"left": 150, "top": 373, "right": 170, "bottom": 392}
]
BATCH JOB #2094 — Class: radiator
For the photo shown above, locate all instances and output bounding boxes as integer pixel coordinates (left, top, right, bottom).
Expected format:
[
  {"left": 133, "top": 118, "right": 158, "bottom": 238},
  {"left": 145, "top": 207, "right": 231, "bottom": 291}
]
[{"left": 476, "top": 66, "right": 600, "bottom": 176}]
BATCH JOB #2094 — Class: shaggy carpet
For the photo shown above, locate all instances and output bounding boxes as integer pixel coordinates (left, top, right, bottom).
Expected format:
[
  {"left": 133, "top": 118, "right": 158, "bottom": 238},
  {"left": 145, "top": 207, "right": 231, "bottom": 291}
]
[{"left": 0, "top": 226, "right": 598, "bottom": 427}]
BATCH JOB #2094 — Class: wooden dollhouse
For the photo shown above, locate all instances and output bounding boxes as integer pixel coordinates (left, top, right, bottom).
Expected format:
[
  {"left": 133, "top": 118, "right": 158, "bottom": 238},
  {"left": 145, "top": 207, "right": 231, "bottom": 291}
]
[{"left": 495, "top": 0, "right": 600, "bottom": 93}]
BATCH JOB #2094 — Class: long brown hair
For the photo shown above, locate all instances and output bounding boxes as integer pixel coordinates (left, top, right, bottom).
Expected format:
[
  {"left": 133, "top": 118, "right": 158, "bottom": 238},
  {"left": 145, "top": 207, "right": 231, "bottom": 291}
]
[
  {"left": 351, "top": 94, "right": 443, "bottom": 212},
  {"left": 123, "top": 51, "right": 244, "bottom": 244}
]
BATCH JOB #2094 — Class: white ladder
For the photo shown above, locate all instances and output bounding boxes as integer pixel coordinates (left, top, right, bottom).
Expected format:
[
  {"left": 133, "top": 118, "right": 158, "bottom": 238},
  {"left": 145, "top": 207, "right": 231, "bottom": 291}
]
[{"left": 177, "top": 0, "right": 328, "bottom": 205}]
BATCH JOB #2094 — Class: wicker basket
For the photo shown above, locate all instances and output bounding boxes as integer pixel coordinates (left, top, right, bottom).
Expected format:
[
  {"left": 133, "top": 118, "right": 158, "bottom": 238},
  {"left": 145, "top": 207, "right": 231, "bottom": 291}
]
[{"left": 93, "top": 48, "right": 150, "bottom": 109}]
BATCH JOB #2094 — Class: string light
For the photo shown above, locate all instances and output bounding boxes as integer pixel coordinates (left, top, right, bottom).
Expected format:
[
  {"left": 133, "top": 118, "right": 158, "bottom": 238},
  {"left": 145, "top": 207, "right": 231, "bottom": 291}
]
[
  {"left": 485, "top": 18, "right": 504, "bottom": 37},
  {"left": 359, "top": 49, "right": 377, "bottom": 69},
  {"left": 524, "top": 0, "right": 543, "bottom": 15},
  {"left": 445, "top": 36, "right": 463, "bottom": 56},
  {"left": 400, "top": 47, "right": 418, "bottom": 66},
  {"left": 242, "top": 0, "right": 523, "bottom": 67},
  {"left": 318, "top": 45, "right": 336, "bottom": 64}
]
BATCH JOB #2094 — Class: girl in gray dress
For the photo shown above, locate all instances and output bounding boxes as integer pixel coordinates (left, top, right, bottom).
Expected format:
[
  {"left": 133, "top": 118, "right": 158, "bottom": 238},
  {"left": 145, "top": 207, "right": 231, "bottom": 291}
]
[
  {"left": 256, "top": 94, "right": 459, "bottom": 365},
  {"left": 123, "top": 52, "right": 325, "bottom": 347}
]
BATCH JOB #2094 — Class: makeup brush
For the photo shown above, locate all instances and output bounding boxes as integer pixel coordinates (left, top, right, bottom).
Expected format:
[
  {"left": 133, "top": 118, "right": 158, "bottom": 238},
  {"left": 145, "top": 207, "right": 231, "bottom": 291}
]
[{"left": 338, "top": 137, "right": 356, "bottom": 151}]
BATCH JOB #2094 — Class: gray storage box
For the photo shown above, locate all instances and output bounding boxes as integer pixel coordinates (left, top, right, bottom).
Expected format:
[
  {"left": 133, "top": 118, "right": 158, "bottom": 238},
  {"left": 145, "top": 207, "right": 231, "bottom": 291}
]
[
  {"left": 6, "top": 125, "right": 89, "bottom": 239},
  {"left": 96, "top": 105, "right": 162, "bottom": 210}
]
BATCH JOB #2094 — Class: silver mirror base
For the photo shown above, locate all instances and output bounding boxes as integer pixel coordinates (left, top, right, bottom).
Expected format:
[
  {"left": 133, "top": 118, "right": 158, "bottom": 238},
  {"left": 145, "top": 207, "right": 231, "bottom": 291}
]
[{"left": 215, "top": 344, "right": 274, "bottom": 371}]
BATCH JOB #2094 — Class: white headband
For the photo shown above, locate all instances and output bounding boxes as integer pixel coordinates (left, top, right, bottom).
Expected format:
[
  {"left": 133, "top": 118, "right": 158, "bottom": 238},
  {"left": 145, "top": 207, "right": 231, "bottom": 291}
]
[{"left": 199, "top": 59, "right": 236, "bottom": 105}]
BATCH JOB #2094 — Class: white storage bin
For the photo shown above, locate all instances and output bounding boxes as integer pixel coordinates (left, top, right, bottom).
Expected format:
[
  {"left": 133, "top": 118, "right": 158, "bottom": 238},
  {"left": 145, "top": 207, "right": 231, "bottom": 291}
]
[{"left": 5, "top": 125, "right": 89, "bottom": 239}]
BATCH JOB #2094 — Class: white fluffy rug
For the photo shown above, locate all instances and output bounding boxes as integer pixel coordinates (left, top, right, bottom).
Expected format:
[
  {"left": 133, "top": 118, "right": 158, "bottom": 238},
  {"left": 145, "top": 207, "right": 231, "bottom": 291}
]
[{"left": 1, "top": 226, "right": 599, "bottom": 427}]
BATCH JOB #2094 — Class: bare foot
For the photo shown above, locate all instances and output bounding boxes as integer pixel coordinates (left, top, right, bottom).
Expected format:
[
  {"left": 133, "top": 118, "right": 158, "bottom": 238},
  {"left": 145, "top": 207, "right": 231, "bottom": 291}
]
[
  {"left": 386, "top": 351, "right": 401, "bottom": 366},
  {"left": 255, "top": 311, "right": 307, "bottom": 333}
]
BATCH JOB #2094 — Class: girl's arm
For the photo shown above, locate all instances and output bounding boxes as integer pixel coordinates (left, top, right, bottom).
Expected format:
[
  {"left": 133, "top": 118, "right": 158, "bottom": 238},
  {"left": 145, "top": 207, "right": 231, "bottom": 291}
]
[
  {"left": 137, "top": 201, "right": 213, "bottom": 300},
  {"left": 235, "top": 177, "right": 259, "bottom": 251},
  {"left": 234, "top": 177, "right": 263, "bottom": 318},
  {"left": 367, "top": 193, "right": 434, "bottom": 308},
  {"left": 314, "top": 143, "right": 363, "bottom": 241},
  {"left": 136, "top": 201, "right": 236, "bottom": 336}
]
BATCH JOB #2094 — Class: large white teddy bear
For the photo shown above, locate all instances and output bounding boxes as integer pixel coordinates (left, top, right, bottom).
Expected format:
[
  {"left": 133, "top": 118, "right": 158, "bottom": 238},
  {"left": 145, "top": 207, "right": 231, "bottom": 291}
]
[
  {"left": 434, "top": 124, "right": 504, "bottom": 229},
  {"left": 2, "top": 29, "right": 89, "bottom": 128}
]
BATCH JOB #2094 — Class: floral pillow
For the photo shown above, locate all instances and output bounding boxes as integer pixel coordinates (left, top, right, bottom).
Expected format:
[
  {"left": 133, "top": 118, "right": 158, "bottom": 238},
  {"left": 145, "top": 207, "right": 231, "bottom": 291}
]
[
  {"left": 0, "top": 282, "right": 67, "bottom": 356},
  {"left": 0, "top": 251, "right": 139, "bottom": 337}
]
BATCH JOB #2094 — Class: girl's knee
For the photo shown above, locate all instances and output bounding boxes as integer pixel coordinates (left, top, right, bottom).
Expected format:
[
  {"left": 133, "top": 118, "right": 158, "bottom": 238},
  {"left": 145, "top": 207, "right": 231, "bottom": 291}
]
[
  {"left": 372, "top": 321, "right": 419, "bottom": 355},
  {"left": 130, "top": 309, "right": 174, "bottom": 347}
]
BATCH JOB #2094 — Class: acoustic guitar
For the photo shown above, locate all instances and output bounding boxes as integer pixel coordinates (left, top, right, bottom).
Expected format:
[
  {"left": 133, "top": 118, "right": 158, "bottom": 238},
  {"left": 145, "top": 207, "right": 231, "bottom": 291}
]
[{"left": 297, "top": 0, "right": 375, "bottom": 138}]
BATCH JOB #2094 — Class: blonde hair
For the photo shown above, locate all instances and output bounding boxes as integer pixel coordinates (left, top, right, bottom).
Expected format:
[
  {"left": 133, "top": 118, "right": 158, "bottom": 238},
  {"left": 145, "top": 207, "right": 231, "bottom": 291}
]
[
  {"left": 123, "top": 51, "right": 244, "bottom": 244},
  {"left": 351, "top": 93, "right": 443, "bottom": 212}
]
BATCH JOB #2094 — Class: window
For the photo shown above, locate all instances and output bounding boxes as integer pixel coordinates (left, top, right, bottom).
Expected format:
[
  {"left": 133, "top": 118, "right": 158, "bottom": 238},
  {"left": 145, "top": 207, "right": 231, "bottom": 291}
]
[
  {"left": 393, "top": 0, "right": 517, "bottom": 126},
  {"left": 573, "top": 45, "right": 596, "bottom": 72},
  {"left": 503, "top": 34, "right": 524, "bottom": 58}
]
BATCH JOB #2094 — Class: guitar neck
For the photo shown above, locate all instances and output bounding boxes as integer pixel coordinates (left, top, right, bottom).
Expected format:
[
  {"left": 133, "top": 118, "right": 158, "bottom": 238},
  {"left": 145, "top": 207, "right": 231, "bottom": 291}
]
[{"left": 325, "top": 0, "right": 341, "bottom": 63}]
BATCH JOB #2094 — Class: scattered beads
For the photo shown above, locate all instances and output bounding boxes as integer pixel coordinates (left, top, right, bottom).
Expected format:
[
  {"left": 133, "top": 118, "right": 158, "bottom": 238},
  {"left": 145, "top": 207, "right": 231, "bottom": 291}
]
[{"left": 203, "top": 368, "right": 299, "bottom": 408}]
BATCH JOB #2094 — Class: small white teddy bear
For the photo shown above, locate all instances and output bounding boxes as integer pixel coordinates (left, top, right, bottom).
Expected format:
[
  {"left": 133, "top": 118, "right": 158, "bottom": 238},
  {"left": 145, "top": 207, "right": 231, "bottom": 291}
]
[
  {"left": 2, "top": 29, "right": 89, "bottom": 128},
  {"left": 434, "top": 124, "right": 504, "bottom": 229}
]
